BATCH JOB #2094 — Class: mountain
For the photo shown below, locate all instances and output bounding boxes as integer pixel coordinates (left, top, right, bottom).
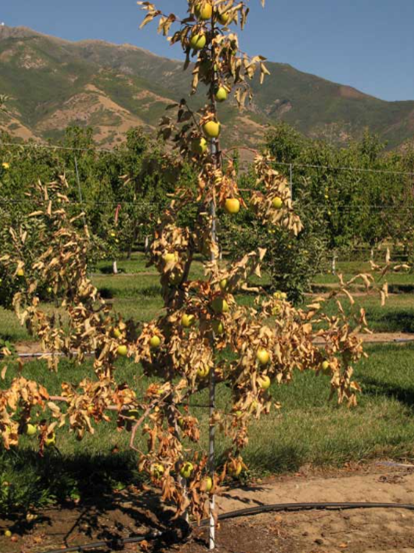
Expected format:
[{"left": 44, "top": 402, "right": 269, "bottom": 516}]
[{"left": 1, "top": 25, "right": 414, "bottom": 150}]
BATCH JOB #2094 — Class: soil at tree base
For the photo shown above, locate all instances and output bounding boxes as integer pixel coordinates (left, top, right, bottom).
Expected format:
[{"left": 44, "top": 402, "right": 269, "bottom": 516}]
[{"left": 2, "top": 463, "right": 414, "bottom": 553}]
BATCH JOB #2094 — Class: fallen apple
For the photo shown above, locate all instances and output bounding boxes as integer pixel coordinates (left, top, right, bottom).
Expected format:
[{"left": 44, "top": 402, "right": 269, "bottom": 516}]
[
  {"left": 16, "top": 268, "right": 25, "bottom": 277},
  {"left": 113, "top": 327, "right": 123, "bottom": 339}
]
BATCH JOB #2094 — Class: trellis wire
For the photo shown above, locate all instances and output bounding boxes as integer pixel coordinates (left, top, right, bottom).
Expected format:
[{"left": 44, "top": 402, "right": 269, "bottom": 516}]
[{"left": 1, "top": 139, "right": 414, "bottom": 176}]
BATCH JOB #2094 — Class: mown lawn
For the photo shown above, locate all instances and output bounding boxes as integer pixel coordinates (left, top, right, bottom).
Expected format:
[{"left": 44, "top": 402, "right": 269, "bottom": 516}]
[
  {"left": 2, "top": 253, "right": 414, "bottom": 513},
  {"left": 1, "top": 253, "right": 414, "bottom": 342},
  {"left": 2, "top": 343, "right": 414, "bottom": 513}
]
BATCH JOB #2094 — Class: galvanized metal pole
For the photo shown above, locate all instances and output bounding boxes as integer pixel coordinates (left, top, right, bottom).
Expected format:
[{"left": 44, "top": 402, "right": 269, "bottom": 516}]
[
  {"left": 74, "top": 154, "right": 87, "bottom": 227},
  {"left": 289, "top": 163, "right": 293, "bottom": 201},
  {"left": 209, "top": 137, "right": 217, "bottom": 551}
]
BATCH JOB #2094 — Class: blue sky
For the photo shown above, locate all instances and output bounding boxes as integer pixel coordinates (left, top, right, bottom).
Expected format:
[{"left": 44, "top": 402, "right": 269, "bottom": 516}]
[{"left": 1, "top": 0, "right": 413, "bottom": 102}]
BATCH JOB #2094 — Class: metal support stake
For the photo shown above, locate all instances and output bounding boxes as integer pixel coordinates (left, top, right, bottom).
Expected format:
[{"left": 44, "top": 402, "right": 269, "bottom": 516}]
[
  {"left": 74, "top": 154, "right": 86, "bottom": 227},
  {"left": 209, "top": 137, "right": 218, "bottom": 551},
  {"left": 289, "top": 163, "right": 293, "bottom": 201}
]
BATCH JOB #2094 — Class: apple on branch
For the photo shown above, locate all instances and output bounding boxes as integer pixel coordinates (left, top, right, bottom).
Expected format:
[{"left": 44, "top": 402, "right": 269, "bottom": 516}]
[
  {"left": 195, "top": 1, "right": 212, "bottom": 20},
  {"left": 190, "top": 33, "right": 206, "bottom": 51},
  {"left": 224, "top": 198, "right": 240, "bottom": 214},
  {"left": 203, "top": 120, "right": 221, "bottom": 138}
]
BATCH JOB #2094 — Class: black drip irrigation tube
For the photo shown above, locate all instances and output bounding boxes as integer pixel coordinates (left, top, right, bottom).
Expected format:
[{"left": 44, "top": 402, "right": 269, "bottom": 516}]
[{"left": 37, "top": 501, "right": 414, "bottom": 553}]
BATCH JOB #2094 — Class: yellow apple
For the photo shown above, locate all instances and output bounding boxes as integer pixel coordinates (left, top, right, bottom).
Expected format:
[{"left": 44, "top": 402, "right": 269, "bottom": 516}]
[
  {"left": 117, "top": 345, "right": 128, "bottom": 357},
  {"left": 224, "top": 198, "right": 240, "bottom": 214},
  {"left": 203, "top": 476, "right": 213, "bottom": 492},
  {"left": 211, "top": 297, "right": 229, "bottom": 314},
  {"left": 150, "top": 335, "right": 161, "bottom": 349},
  {"left": 190, "top": 33, "right": 206, "bottom": 50},
  {"left": 16, "top": 268, "right": 25, "bottom": 277},
  {"left": 191, "top": 137, "right": 208, "bottom": 155},
  {"left": 4, "top": 530, "right": 12, "bottom": 538},
  {"left": 212, "top": 320, "right": 224, "bottom": 335},
  {"left": 150, "top": 463, "right": 164, "bottom": 479},
  {"left": 203, "top": 120, "right": 221, "bottom": 138},
  {"left": 322, "top": 360, "right": 330, "bottom": 374},
  {"left": 44, "top": 432, "right": 56, "bottom": 447},
  {"left": 217, "top": 9, "right": 230, "bottom": 25},
  {"left": 256, "top": 348, "right": 270, "bottom": 366},
  {"left": 219, "top": 278, "right": 228, "bottom": 291},
  {"left": 272, "top": 197, "right": 283, "bottom": 209},
  {"left": 181, "top": 314, "right": 195, "bottom": 328},
  {"left": 26, "top": 424, "right": 37, "bottom": 437},
  {"left": 180, "top": 461, "right": 194, "bottom": 479},
  {"left": 113, "top": 327, "right": 123, "bottom": 339},
  {"left": 163, "top": 252, "right": 176, "bottom": 264},
  {"left": 227, "top": 460, "right": 242, "bottom": 477},
  {"left": 215, "top": 86, "right": 228, "bottom": 102},
  {"left": 2, "top": 162, "right": 10, "bottom": 170},
  {"left": 257, "top": 375, "right": 271, "bottom": 390},
  {"left": 197, "top": 365, "right": 210, "bottom": 379},
  {"left": 195, "top": 2, "right": 213, "bottom": 20}
]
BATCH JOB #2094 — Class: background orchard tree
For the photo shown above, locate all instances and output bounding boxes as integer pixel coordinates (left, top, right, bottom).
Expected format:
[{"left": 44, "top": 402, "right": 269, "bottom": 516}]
[{"left": 0, "top": 0, "right": 373, "bottom": 548}]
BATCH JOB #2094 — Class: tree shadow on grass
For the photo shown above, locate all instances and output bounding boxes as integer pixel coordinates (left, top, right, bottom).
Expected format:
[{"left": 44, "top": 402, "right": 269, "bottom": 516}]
[
  {"left": 360, "top": 376, "right": 414, "bottom": 412},
  {"left": 368, "top": 309, "right": 414, "bottom": 333},
  {"left": 0, "top": 448, "right": 190, "bottom": 551}
]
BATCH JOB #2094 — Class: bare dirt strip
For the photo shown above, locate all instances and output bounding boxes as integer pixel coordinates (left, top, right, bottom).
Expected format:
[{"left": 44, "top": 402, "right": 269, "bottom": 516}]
[{"left": 2, "top": 463, "right": 414, "bottom": 553}]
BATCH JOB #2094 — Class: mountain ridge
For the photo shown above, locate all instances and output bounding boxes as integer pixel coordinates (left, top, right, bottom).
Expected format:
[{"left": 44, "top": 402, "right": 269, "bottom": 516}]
[{"left": 0, "top": 25, "right": 413, "bottom": 150}]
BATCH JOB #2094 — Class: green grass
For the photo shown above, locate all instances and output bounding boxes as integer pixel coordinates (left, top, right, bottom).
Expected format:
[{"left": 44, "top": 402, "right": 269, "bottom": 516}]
[
  {"left": 2, "top": 343, "right": 414, "bottom": 514},
  {"left": 2, "top": 252, "right": 414, "bottom": 344},
  {"left": 2, "top": 254, "right": 414, "bottom": 514}
]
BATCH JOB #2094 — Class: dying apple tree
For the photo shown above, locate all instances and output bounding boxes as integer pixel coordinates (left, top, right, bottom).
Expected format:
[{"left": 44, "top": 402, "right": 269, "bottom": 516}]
[{"left": 0, "top": 0, "right": 371, "bottom": 529}]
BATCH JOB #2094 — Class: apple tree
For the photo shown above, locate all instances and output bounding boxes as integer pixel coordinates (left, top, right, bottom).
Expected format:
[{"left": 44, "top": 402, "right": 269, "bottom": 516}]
[{"left": 0, "top": 0, "right": 372, "bottom": 539}]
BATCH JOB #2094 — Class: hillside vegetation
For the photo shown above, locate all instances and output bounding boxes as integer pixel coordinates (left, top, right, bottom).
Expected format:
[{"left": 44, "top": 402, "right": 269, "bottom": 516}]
[{"left": 1, "top": 26, "right": 414, "bottom": 149}]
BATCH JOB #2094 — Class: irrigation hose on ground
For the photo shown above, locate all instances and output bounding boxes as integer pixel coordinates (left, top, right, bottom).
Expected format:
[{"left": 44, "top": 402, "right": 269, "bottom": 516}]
[{"left": 36, "top": 501, "right": 414, "bottom": 553}]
